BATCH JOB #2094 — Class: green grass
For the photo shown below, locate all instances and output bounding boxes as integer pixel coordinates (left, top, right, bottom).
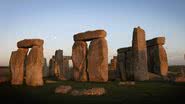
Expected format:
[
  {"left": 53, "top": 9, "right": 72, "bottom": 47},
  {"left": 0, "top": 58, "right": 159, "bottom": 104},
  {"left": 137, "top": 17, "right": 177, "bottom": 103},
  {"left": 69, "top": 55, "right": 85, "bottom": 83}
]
[{"left": 0, "top": 79, "right": 185, "bottom": 104}]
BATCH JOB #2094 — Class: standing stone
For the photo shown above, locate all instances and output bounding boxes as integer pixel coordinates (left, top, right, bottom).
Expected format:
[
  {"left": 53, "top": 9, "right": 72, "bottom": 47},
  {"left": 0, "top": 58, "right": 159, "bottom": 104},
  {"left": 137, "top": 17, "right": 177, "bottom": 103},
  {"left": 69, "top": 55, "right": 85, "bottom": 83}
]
[
  {"left": 72, "top": 41, "right": 88, "bottom": 81},
  {"left": 117, "top": 52, "right": 127, "bottom": 81},
  {"left": 88, "top": 38, "right": 108, "bottom": 82},
  {"left": 63, "top": 56, "right": 71, "bottom": 80},
  {"left": 26, "top": 46, "right": 44, "bottom": 86},
  {"left": 132, "top": 26, "right": 149, "bottom": 81},
  {"left": 9, "top": 48, "right": 28, "bottom": 85},
  {"left": 147, "top": 37, "right": 168, "bottom": 76},
  {"left": 110, "top": 56, "right": 117, "bottom": 70},
  {"left": 54, "top": 50, "right": 64, "bottom": 79},
  {"left": 49, "top": 56, "right": 55, "bottom": 77},
  {"left": 125, "top": 49, "right": 134, "bottom": 80},
  {"left": 42, "top": 58, "right": 49, "bottom": 77}
]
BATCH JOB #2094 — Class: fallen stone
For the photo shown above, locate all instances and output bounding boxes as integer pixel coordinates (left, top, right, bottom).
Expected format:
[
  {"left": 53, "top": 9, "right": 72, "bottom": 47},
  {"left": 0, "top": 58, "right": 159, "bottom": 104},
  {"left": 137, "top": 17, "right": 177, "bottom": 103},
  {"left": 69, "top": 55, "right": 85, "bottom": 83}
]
[
  {"left": 17, "top": 39, "right": 44, "bottom": 48},
  {"left": 118, "top": 81, "right": 135, "bottom": 86},
  {"left": 80, "top": 88, "right": 106, "bottom": 96},
  {"left": 55, "top": 85, "right": 72, "bottom": 94},
  {"left": 74, "top": 30, "right": 106, "bottom": 41},
  {"left": 72, "top": 41, "right": 88, "bottom": 81},
  {"left": 88, "top": 38, "right": 108, "bottom": 82}
]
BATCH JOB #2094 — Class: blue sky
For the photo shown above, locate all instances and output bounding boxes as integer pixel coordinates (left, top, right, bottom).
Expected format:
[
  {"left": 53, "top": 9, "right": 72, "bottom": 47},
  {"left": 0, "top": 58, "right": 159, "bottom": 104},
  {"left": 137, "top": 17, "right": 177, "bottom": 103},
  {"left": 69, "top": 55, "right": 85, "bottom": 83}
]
[{"left": 0, "top": 0, "right": 185, "bottom": 66}]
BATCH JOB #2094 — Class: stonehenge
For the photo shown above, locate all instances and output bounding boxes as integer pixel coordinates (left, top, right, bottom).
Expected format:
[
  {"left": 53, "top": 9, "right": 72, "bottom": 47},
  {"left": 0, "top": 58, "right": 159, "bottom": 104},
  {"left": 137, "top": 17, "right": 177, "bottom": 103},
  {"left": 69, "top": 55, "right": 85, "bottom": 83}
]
[
  {"left": 117, "top": 27, "right": 168, "bottom": 81},
  {"left": 72, "top": 30, "right": 108, "bottom": 82},
  {"left": 9, "top": 27, "right": 169, "bottom": 85},
  {"left": 9, "top": 39, "right": 44, "bottom": 86}
]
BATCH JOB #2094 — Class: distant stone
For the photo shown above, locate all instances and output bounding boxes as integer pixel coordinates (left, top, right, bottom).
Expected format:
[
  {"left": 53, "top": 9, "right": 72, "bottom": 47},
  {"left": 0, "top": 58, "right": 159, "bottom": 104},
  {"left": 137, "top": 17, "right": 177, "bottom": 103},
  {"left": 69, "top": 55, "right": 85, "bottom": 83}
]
[
  {"left": 49, "top": 56, "right": 55, "bottom": 77},
  {"left": 25, "top": 46, "right": 44, "bottom": 86},
  {"left": 88, "top": 38, "right": 108, "bottom": 82},
  {"left": 42, "top": 58, "right": 49, "bottom": 77},
  {"left": 148, "top": 72, "right": 163, "bottom": 81},
  {"left": 72, "top": 41, "right": 88, "bottom": 81},
  {"left": 80, "top": 88, "right": 106, "bottom": 96},
  {"left": 9, "top": 48, "right": 28, "bottom": 85},
  {"left": 118, "top": 81, "right": 135, "bottom": 86},
  {"left": 17, "top": 39, "right": 44, "bottom": 48},
  {"left": 132, "top": 26, "right": 149, "bottom": 81},
  {"left": 55, "top": 85, "right": 72, "bottom": 94},
  {"left": 147, "top": 37, "right": 165, "bottom": 47},
  {"left": 74, "top": 30, "right": 106, "bottom": 41},
  {"left": 54, "top": 50, "right": 64, "bottom": 79}
]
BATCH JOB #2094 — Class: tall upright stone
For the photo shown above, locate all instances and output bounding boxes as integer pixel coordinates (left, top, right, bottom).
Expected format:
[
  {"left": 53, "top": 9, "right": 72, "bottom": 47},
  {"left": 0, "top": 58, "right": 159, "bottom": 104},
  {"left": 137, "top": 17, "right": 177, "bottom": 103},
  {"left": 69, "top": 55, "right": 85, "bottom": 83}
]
[
  {"left": 132, "top": 26, "right": 149, "bottom": 81},
  {"left": 9, "top": 48, "right": 28, "bottom": 85},
  {"left": 49, "top": 56, "right": 55, "bottom": 77},
  {"left": 88, "top": 38, "right": 108, "bottom": 82},
  {"left": 54, "top": 50, "right": 64, "bottom": 79},
  {"left": 26, "top": 46, "right": 44, "bottom": 86},
  {"left": 117, "top": 47, "right": 134, "bottom": 81},
  {"left": 42, "top": 58, "right": 49, "bottom": 77},
  {"left": 147, "top": 37, "right": 168, "bottom": 76},
  {"left": 72, "top": 41, "right": 88, "bottom": 81}
]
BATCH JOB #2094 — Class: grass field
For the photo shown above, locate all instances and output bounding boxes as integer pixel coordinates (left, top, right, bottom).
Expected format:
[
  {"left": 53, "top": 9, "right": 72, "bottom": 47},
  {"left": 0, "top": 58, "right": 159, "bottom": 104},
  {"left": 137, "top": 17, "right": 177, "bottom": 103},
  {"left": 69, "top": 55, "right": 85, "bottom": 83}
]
[{"left": 0, "top": 79, "right": 185, "bottom": 104}]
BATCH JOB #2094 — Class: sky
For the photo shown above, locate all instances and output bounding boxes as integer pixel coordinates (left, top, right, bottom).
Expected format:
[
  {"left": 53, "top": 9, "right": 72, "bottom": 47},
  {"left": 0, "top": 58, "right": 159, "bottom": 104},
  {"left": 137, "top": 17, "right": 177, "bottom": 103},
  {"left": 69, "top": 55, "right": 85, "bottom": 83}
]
[{"left": 0, "top": 0, "right": 185, "bottom": 66}]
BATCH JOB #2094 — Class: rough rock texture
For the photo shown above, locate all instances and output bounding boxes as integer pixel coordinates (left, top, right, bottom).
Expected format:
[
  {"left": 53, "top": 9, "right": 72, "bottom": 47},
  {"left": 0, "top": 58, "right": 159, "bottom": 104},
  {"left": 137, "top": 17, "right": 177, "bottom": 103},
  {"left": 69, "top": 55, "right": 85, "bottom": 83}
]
[
  {"left": 117, "top": 47, "right": 134, "bottom": 81},
  {"left": 110, "top": 56, "right": 117, "bottom": 70},
  {"left": 54, "top": 50, "right": 64, "bottom": 79},
  {"left": 80, "top": 88, "right": 106, "bottom": 96},
  {"left": 118, "top": 81, "right": 135, "bottom": 86},
  {"left": 74, "top": 30, "right": 106, "bottom": 41},
  {"left": 63, "top": 56, "right": 72, "bottom": 80},
  {"left": 17, "top": 39, "right": 44, "bottom": 48},
  {"left": 25, "top": 46, "right": 44, "bottom": 86},
  {"left": 147, "top": 37, "right": 168, "bottom": 76},
  {"left": 9, "top": 48, "right": 28, "bottom": 85},
  {"left": 49, "top": 56, "right": 55, "bottom": 77},
  {"left": 72, "top": 41, "right": 88, "bottom": 81},
  {"left": 42, "top": 58, "right": 49, "bottom": 77},
  {"left": 117, "top": 51, "right": 127, "bottom": 81},
  {"left": 132, "top": 26, "right": 149, "bottom": 81},
  {"left": 55, "top": 85, "right": 72, "bottom": 94},
  {"left": 146, "top": 37, "right": 165, "bottom": 47},
  {"left": 88, "top": 38, "right": 108, "bottom": 82}
]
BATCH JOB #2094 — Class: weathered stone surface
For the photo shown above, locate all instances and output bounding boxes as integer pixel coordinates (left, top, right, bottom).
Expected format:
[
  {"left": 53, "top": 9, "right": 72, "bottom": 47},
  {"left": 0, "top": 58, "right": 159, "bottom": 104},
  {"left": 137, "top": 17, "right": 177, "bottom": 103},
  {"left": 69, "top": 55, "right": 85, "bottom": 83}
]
[
  {"left": 117, "top": 47, "right": 133, "bottom": 81},
  {"left": 110, "top": 56, "right": 117, "bottom": 70},
  {"left": 132, "top": 26, "right": 149, "bottom": 81},
  {"left": 88, "top": 38, "right": 108, "bottom": 82},
  {"left": 55, "top": 85, "right": 72, "bottom": 94},
  {"left": 118, "top": 81, "right": 135, "bottom": 86},
  {"left": 9, "top": 48, "right": 28, "bottom": 85},
  {"left": 74, "top": 30, "right": 106, "bottom": 41},
  {"left": 54, "top": 50, "right": 64, "bottom": 79},
  {"left": 17, "top": 39, "right": 44, "bottom": 48},
  {"left": 147, "top": 37, "right": 165, "bottom": 47},
  {"left": 125, "top": 50, "right": 134, "bottom": 81},
  {"left": 72, "top": 41, "right": 88, "bottom": 81},
  {"left": 147, "top": 45, "right": 168, "bottom": 76},
  {"left": 25, "top": 46, "right": 44, "bottom": 86},
  {"left": 117, "top": 51, "right": 127, "bottom": 81},
  {"left": 80, "top": 88, "right": 106, "bottom": 96},
  {"left": 42, "top": 58, "right": 49, "bottom": 77},
  {"left": 49, "top": 56, "right": 55, "bottom": 77},
  {"left": 63, "top": 56, "right": 71, "bottom": 80}
]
